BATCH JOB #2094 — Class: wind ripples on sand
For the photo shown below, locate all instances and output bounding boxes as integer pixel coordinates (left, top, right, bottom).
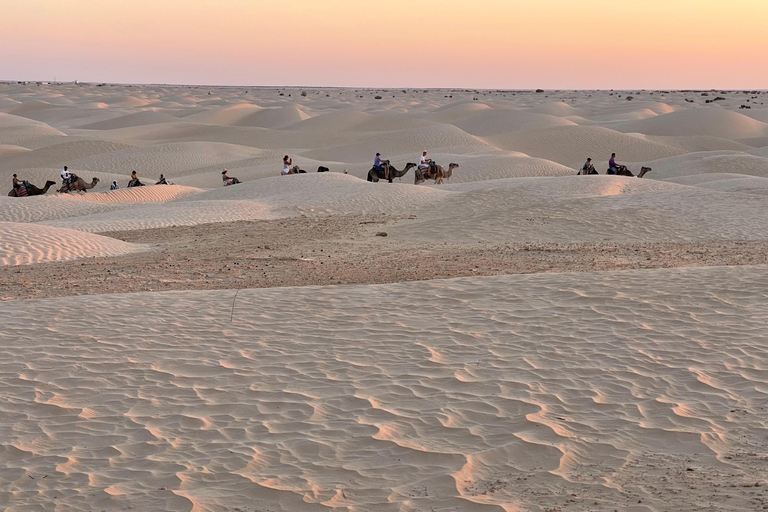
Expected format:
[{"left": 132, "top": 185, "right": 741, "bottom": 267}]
[{"left": 1, "top": 265, "right": 767, "bottom": 511}]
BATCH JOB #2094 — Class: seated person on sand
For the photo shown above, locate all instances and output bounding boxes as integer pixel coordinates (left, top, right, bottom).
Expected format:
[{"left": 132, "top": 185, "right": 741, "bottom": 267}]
[
  {"left": 110, "top": 180, "right": 119, "bottom": 191},
  {"left": 418, "top": 151, "right": 433, "bottom": 174},
  {"left": 374, "top": 152, "right": 390, "bottom": 180},
  {"left": 128, "top": 171, "right": 143, "bottom": 187},
  {"left": 156, "top": 174, "right": 168, "bottom": 185},
  {"left": 580, "top": 158, "right": 597, "bottom": 175},
  {"left": 282, "top": 155, "right": 293, "bottom": 175},
  {"left": 222, "top": 169, "right": 240, "bottom": 186}
]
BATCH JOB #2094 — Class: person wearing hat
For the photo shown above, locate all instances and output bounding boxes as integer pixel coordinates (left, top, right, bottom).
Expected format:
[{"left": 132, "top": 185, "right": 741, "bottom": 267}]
[
  {"left": 222, "top": 169, "right": 239, "bottom": 186},
  {"left": 373, "top": 152, "right": 390, "bottom": 181}
]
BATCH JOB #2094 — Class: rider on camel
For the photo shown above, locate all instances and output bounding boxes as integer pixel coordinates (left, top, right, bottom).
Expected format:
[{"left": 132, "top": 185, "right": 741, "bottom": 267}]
[{"left": 374, "top": 152, "right": 390, "bottom": 181}]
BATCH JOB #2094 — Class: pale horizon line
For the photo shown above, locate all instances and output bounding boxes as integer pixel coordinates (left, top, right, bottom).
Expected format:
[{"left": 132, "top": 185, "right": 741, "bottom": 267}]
[{"left": 2, "top": 79, "right": 766, "bottom": 93}]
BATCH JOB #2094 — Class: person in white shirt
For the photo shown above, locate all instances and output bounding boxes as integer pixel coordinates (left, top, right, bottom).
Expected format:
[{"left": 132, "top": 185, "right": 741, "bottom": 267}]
[
  {"left": 110, "top": 180, "right": 119, "bottom": 191},
  {"left": 418, "top": 151, "right": 432, "bottom": 174}
]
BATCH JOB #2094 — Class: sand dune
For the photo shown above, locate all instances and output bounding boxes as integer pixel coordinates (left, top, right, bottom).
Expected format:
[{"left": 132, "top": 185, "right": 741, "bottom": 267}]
[
  {"left": 2, "top": 265, "right": 766, "bottom": 510},
  {"left": 452, "top": 110, "right": 575, "bottom": 136},
  {"left": 79, "top": 110, "right": 179, "bottom": 130},
  {"left": 181, "top": 172, "right": 448, "bottom": 218},
  {"left": 59, "top": 184, "right": 203, "bottom": 203},
  {"left": 4, "top": 84, "right": 768, "bottom": 512},
  {"left": 664, "top": 173, "right": 768, "bottom": 195},
  {"left": 483, "top": 125, "right": 684, "bottom": 168},
  {"left": 302, "top": 124, "right": 495, "bottom": 162},
  {"left": 528, "top": 100, "right": 584, "bottom": 116},
  {"left": 0, "top": 221, "right": 145, "bottom": 265},
  {"left": 644, "top": 151, "right": 768, "bottom": 180},
  {"left": 613, "top": 107, "right": 768, "bottom": 139},
  {"left": 66, "top": 141, "right": 265, "bottom": 177},
  {"left": 386, "top": 175, "right": 768, "bottom": 244},
  {"left": 39, "top": 200, "right": 279, "bottom": 233},
  {"left": 0, "top": 139, "right": 135, "bottom": 171}
]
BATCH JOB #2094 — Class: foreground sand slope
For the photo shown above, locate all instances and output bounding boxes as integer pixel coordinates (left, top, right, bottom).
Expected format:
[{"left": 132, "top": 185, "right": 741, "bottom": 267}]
[
  {"left": 0, "top": 222, "right": 146, "bottom": 265},
  {"left": 2, "top": 265, "right": 767, "bottom": 511}
]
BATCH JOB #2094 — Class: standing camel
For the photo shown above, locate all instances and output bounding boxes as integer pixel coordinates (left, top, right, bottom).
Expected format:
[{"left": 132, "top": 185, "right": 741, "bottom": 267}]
[
  {"left": 367, "top": 162, "right": 416, "bottom": 183},
  {"left": 415, "top": 163, "right": 459, "bottom": 185},
  {"left": 59, "top": 176, "right": 99, "bottom": 193},
  {"left": 8, "top": 180, "right": 56, "bottom": 197}
]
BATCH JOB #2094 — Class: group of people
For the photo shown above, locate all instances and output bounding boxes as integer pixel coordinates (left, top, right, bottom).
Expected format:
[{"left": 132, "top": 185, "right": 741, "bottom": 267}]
[
  {"left": 372, "top": 150, "right": 436, "bottom": 180},
  {"left": 579, "top": 153, "right": 651, "bottom": 178},
  {"left": 109, "top": 172, "right": 169, "bottom": 190}
]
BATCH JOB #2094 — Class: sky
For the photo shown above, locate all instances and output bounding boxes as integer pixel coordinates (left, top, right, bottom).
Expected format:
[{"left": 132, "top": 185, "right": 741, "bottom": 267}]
[{"left": 1, "top": 0, "right": 767, "bottom": 89}]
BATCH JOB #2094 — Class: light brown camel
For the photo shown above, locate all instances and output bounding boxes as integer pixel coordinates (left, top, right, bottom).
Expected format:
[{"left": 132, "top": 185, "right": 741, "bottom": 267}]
[
  {"left": 8, "top": 180, "right": 56, "bottom": 197},
  {"left": 59, "top": 176, "right": 99, "bottom": 193},
  {"left": 415, "top": 163, "right": 459, "bottom": 185}
]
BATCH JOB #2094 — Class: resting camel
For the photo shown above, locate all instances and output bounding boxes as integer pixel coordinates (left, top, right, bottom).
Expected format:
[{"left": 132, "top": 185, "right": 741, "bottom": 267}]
[
  {"left": 415, "top": 163, "right": 459, "bottom": 185},
  {"left": 8, "top": 180, "right": 56, "bottom": 197},
  {"left": 367, "top": 162, "right": 416, "bottom": 183},
  {"left": 606, "top": 165, "right": 652, "bottom": 178},
  {"left": 59, "top": 176, "right": 99, "bottom": 193}
]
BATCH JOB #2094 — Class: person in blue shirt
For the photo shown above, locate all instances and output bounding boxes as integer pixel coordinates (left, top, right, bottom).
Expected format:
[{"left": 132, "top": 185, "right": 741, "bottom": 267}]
[
  {"left": 581, "top": 158, "right": 596, "bottom": 175},
  {"left": 374, "top": 152, "right": 389, "bottom": 180}
]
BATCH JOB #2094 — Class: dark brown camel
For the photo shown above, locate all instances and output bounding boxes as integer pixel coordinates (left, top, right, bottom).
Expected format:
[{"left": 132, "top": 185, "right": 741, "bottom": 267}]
[
  {"left": 606, "top": 165, "right": 652, "bottom": 178},
  {"left": 367, "top": 162, "right": 416, "bottom": 183},
  {"left": 8, "top": 180, "right": 56, "bottom": 197}
]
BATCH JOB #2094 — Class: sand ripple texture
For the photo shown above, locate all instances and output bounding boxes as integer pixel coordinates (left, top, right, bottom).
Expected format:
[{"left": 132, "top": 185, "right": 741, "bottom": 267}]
[
  {"left": 38, "top": 200, "right": 279, "bottom": 233},
  {"left": 0, "top": 222, "right": 146, "bottom": 265},
  {"left": 2, "top": 265, "right": 767, "bottom": 511}
]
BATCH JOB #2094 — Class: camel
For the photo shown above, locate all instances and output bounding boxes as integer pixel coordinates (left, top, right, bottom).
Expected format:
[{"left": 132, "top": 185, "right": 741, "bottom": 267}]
[
  {"left": 8, "top": 180, "right": 56, "bottom": 197},
  {"left": 606, "top": 165, "right": 652, "bottom": 178},
  {"left": 59, "top": 176, "right": 99, "bottom": 193},
  {"left": 415, "top": 163, "right": 459, "bottom": 185},
  {"left": 367, "top": 162, "right": 416, "bottom": 183}
]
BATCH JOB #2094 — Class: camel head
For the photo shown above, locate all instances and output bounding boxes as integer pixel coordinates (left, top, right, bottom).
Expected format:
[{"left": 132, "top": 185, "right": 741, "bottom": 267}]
[
  {"left": 45, "top": 180, "right": 56, "bottom": 186},
  {"left": 446, "top": 163, "right": 459, "bottom": 179},
  {"left": 404, "top": 162, "right": 417, "bottom": 171},
  {"left": 92, "top": 177, "right": 100, "bottom": 185}
]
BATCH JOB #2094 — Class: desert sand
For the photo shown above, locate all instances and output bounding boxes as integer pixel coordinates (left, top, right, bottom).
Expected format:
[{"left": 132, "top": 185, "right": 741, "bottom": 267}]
[{"left": 2, "top": 82, "right": 768, "bottom": 511}]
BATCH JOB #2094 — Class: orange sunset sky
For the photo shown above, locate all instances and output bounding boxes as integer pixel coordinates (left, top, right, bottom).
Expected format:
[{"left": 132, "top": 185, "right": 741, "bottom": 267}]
[{"left": 2, "top": 0, "right": 767, "bottom": 88}]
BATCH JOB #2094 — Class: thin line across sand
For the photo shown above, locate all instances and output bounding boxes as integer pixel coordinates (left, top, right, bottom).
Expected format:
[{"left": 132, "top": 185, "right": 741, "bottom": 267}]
[{"left": 3, "top": 214, "right": 767, "bottom": 301}]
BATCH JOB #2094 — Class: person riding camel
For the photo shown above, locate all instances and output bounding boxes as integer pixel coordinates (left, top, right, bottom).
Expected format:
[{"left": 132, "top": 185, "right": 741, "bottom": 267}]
[
  {"left": 12, "top": 174, "right": 22, "bottom": 191},
  {"left": 419, "top": 151, "right": 433, "bottom": 175},
  {"left": 374, "top": 152, "right": 390, "bottom": 181},
  {"left": 608, "top": 153, "right": 621, "bottom": 175},
  {"left": 128, "top": 171, "right": 143, "bottom": 187},
  {"left": 110, "top": 180, "right": 119, "bottom": 190},
  {"left": 581, "top": 158, "right": 597, "bottom": 175},
  {"left": 282, "top": 155, "right": 292, "bottom": 175},
  {"left": 156, "top": 174, "right": 168, "bottom": 185}
]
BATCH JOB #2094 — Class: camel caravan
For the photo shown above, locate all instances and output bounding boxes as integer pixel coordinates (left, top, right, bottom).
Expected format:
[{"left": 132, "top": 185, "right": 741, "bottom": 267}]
[
  {"left": 367, "top": 151, "right": 459, "bottom": 184},
  {"left": 8, "top": 151, "right": 653, "bottom": 198},
  {"left": 577, "top": 154, "right": 652, "bottom": 178}
]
